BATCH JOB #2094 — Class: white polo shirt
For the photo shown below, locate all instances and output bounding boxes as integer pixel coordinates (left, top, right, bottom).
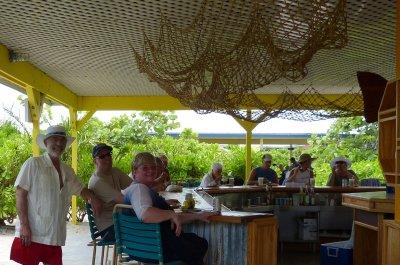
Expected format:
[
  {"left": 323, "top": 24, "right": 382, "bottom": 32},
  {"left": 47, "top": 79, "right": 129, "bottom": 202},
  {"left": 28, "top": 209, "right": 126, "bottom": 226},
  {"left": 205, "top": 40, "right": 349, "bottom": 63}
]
[
  {"left": 200, "top": 172, "right": 220, "bottom": 187},
  {"left": 122, "top": 181, "right": 153, "bottom": 220},
  {"left": 14, "top": 154, "right": 83, "bottom": 246}
]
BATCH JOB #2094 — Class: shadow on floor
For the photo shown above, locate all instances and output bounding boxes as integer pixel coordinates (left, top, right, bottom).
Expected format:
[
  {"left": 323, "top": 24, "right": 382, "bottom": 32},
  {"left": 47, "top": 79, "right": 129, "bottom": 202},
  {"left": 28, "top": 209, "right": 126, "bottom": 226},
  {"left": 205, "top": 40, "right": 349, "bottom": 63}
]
[{"left": 278, "top": 251, "right": 320, "bottom": 265}]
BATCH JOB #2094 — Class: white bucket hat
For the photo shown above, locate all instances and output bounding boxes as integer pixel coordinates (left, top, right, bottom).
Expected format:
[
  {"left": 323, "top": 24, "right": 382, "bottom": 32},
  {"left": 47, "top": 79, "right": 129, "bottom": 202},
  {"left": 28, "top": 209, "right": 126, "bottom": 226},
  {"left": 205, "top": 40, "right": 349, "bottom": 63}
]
[
  {"left": 36, "top": 125, "right": 75, "bottom": 150},
  {"left": 331, "top": 156, "right": 351, "bottom": 168}
]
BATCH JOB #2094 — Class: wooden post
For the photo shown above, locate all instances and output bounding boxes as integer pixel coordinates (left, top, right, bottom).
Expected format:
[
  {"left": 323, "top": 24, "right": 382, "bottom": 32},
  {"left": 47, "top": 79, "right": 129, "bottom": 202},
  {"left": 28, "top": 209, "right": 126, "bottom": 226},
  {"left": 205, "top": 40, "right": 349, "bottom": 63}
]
[
  {"left": 25, "top": 87, "right": 41, "bottom": 156},
  {"left": 69, "top": 108, "right": 78, "bottom": 225},
  {"left": 69, "top": 109, "right": 95, "bottom": 225},
  {"left": 235, "top": 118, "right": 258, "bottom": 181}
]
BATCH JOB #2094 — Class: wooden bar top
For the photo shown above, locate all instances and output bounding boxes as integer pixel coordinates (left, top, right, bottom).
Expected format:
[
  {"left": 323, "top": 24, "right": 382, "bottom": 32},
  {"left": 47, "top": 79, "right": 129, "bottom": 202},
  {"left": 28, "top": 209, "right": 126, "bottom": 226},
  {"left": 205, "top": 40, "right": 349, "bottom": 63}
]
[
  {"left": 342, "top": 191, "right": 394, "bottom": 213},
  {"left": 197, "top": 185, "right": 386, "bottom": 195},
  {"left": 159, "top": 190, "right": 274, "bottom": 224}
]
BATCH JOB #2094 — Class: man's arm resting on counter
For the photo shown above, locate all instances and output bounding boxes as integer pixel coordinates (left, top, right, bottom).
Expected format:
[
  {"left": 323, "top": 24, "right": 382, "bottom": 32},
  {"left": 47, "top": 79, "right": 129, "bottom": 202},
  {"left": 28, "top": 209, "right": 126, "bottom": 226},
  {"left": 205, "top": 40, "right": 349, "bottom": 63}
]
[{"left": 141, "top": 207, "right": 215, "bottom": 236}]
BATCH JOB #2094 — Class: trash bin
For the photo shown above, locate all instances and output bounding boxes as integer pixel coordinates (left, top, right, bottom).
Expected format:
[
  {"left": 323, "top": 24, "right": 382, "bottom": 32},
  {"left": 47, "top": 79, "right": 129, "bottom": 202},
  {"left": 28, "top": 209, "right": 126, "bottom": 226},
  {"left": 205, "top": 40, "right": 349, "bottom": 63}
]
[{"left": 320, "top": 241, "right": 353, "bottom": 265}]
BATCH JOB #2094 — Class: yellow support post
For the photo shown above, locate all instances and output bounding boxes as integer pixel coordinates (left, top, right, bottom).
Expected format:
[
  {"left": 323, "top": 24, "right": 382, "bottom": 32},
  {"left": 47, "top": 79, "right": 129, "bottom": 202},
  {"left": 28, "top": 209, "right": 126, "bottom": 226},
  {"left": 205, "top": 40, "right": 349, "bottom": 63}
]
[
  {"left": 26, "top": 87, "right": 42, "bottom": 156},
  {"left": 77, "top": 110, "right": 95, "bottom": 130},
  {"left": 235, "top": 118, "right": 258, "bottom": 181},
  {"left": 69, "top": 108, "right": 95, "bottom": 225},
  {"left": 69, "top": 108, "right": 78, "bottom": 225}
]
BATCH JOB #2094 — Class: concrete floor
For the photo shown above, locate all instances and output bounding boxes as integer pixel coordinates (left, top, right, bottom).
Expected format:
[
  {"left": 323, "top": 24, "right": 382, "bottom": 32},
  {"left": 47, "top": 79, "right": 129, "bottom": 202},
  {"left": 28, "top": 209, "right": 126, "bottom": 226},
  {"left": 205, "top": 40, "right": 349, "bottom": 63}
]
[
  {"left": 278, "top": 252, "right": 320, "bottom": 265},
  {"left": 0, "top": 222, "right": 119, "bottom": 265},
  {"left": 1, "top": 223, "right": 320, "bottom": 265}
]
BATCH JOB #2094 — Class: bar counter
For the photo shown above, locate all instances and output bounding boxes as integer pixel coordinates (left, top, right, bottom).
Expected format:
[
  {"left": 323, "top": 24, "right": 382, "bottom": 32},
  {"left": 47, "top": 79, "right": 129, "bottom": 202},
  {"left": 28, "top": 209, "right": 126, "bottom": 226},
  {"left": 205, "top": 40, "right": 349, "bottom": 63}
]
[
  {"left": 193, "top": 185, "right": 386, "bottom": 254},
  {"left": 160, "top": 190, "right": 278, "bottom": 265},
  {"left": 342, "top": 191, "right": 394, "bottom": 265},
  {"left": 198, "top": 185, "right": 386, "bottom": 195}
]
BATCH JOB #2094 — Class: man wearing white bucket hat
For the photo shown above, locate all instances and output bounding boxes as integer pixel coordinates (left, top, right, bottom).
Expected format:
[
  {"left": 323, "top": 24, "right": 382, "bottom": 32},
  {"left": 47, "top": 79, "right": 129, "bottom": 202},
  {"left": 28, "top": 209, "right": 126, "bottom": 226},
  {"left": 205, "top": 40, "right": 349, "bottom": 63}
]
[
  {"left": 200, "top": 162, "right": 223, "bottom": 187},
  {"left": 326, "top": 156, "right": 358, "bottom": 186},
  {"left": 10, "top": 125, "right": 102, "bottom": 265}
]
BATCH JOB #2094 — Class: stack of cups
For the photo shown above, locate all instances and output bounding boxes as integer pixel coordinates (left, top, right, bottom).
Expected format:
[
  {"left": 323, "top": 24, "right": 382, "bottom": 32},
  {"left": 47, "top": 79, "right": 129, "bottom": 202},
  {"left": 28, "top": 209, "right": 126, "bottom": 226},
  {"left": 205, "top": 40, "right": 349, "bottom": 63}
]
[
  {"left": 342, "top": 179, "right": 349, "bottom": 187},
  {"left": 229, "top": 177, "right": 235, "bottom": 186},
  {"left": 349, "top": 178, "right": 355, "bottom": 187},
  {"left": 258, "top": 177, "right": 265, "bottom": 186},
  {"left": 213, "top": 197, "right": 221, "bottom": 212},
  {"left": 309, "top": 178, "right": 315, "bottom": 187}
]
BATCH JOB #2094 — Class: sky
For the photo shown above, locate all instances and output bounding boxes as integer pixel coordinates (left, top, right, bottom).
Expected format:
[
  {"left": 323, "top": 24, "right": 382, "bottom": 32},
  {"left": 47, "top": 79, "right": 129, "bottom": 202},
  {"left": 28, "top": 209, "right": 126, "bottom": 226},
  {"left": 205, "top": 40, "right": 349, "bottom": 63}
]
[{"left": 0, "top": 83, "right": 335, "bottom": 134}]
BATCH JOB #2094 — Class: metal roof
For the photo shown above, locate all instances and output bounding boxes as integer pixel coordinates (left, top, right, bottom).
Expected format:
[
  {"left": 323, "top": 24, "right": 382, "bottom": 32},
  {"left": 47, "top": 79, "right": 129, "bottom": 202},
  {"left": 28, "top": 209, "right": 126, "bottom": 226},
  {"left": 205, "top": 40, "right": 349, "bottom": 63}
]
[{"left": 0, "top": 0, "right": 395, "bottom": 98}]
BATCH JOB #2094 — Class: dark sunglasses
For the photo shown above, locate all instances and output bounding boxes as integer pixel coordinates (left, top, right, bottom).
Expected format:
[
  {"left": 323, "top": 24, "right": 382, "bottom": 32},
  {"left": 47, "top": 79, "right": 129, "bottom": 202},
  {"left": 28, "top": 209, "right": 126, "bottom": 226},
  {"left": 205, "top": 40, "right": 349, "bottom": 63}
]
[
  {"left": 97, "top": 153, "right": 112, "bottom": 159},
  {"left": 335, "top": 161, "right": 346, "bottom": 165}
]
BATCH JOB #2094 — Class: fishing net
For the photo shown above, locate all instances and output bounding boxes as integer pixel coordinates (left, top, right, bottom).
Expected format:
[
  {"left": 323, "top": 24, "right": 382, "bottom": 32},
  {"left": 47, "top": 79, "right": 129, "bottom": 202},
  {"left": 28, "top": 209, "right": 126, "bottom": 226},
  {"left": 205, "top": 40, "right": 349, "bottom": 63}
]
[{"left": 133, "top": 0, "right": 361, "bottom": 122}]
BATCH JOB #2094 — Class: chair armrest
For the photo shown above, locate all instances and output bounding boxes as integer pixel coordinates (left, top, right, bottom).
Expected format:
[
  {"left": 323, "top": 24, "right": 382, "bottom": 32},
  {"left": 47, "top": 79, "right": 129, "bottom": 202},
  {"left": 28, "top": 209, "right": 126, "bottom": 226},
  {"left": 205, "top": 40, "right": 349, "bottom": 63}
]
[{"left": 113, "top": 203, "right": 132, "bottom": 213}]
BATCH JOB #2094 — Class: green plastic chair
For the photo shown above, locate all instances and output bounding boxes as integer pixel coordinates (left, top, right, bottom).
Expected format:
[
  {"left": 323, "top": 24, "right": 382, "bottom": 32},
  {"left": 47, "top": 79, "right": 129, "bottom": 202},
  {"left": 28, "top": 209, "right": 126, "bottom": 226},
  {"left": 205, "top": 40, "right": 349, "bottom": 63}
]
[
  {"left": 86, "top": 203, "right": 116, "bottom": 265},
  {"left": 113, "top": 204, "right": 182, "bottom": 265}
]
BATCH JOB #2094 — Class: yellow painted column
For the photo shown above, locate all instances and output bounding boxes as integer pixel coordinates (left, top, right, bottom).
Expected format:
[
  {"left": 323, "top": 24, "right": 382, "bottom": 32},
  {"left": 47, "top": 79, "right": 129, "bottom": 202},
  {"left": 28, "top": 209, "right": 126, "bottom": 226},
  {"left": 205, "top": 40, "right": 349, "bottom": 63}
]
[
  {"left": 25, "top": 87, "right": 41, "bottom": 156},
  {"left": 69, "top": 108, "right": 78, "bottom": 225},
  {"left": 68, "top": 109, "right": 95, "bottom": 225},
  {"left": 235, "top": 118, "right": 258, "bottom": 181}
]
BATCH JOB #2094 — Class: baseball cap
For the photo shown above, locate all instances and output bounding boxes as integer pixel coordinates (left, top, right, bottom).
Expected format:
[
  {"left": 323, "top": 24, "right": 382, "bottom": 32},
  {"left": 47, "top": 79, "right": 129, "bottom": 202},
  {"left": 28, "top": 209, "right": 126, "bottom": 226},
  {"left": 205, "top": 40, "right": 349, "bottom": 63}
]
[{"left": 92, "top": 143, "right": 113, "bottom": 158}]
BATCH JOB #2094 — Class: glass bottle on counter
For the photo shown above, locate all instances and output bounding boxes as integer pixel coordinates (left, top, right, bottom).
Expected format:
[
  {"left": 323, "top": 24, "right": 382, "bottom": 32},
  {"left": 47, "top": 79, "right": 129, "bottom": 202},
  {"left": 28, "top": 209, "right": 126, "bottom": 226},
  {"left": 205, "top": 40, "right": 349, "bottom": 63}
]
[
  {"left": 266, "top": 182, "right": 273, "bottom": 205},
  {"left": 299, "top": 186, "right": 305, "bottom": 206},
  {"left": 310, "top": 188, "right": 316, "bottom": 206},
  {"left": 304, "top": 185, "right": 310, "bottom": 205}
]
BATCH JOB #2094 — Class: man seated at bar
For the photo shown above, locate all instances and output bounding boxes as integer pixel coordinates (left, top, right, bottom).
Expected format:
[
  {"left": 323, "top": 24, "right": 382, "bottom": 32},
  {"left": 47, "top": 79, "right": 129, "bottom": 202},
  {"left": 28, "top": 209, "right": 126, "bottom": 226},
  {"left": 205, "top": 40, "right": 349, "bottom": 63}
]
[
  {"left": 159, "top": 154, "right": 171, "bottom": 186},
  {"left": 200, "top": 162, "right": 223, "bottom": 187},
  {"left": 151, "top": 156, "right": 168, "bottom": 191},
  {"left": 247, "top": 153, "right": 278, "bottom": 185},
  {"left": 123, "top": 152, "right": 215, "bottom": 265},
  {"left": 284, "top": 153, "right": 315, "bottom": 185},
  {"left": 88, "top": 143, "right": 132, "bottom": 241},
  {"left": 326, "top": 156, "right": 359, "bottom": 186}
]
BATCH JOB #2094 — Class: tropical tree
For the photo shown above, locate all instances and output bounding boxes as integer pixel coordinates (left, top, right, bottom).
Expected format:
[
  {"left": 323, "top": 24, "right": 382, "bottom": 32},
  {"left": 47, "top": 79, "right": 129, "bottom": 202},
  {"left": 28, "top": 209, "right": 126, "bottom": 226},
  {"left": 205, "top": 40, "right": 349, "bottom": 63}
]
[{"left": 307, "top": 116, "right": 381, "bottom": 185}]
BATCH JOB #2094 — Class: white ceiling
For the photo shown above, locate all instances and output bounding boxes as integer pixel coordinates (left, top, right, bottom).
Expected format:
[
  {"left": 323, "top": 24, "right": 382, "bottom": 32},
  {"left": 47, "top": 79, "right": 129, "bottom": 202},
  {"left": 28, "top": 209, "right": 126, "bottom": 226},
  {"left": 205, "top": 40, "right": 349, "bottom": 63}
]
[{"left": 0, "top": 0, "right": 395, "bottom": 96}]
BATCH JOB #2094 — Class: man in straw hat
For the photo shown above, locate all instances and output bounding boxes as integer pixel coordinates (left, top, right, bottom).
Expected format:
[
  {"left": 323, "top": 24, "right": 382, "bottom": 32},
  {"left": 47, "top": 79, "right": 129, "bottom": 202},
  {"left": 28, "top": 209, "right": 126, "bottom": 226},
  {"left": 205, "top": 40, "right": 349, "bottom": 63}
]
[
  {"left": 327, "top": 156, "right": 358, "bottom": 186},
  {"left": 200, "top": 162, "right": 223, "bottom": 187},
  {"left": 10, "top": 125, "right": 102, "bottom": 265},
  {"left": 123, "top": 152, "right": 216, "bottom": 265},
  {"left": 285, "top": 153, "right": 316, "bottom": 185}
]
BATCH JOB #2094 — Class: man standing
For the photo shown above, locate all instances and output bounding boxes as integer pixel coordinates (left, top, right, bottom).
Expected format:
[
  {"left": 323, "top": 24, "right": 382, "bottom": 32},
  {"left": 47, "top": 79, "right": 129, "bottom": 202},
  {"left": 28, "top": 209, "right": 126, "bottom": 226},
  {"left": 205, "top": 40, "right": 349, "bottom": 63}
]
[
  {"left": 88, "top": 143, "right": 132, "bottom": 241},
  {"left": 10, "top": 125, "right": 102, "bottom": 265}
]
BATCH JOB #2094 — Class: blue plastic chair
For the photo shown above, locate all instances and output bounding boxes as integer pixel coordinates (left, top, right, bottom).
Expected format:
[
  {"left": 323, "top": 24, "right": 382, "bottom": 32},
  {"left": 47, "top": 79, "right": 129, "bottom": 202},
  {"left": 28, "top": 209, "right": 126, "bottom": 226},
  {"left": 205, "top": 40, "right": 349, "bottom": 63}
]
[
  {"left": 86, "top": 203, "right": 116, "bottom": 265},
  {"left": 113, "top": 204, "right": 182, "bottom": 265},
  {"left": 360, "top": 178, "right": 381, "bottom": 187}
]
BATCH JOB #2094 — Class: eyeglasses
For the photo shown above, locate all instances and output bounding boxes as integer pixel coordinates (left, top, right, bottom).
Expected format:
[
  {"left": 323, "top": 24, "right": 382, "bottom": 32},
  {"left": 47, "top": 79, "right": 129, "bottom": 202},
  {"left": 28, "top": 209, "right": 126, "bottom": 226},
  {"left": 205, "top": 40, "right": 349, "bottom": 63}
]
[
  {"left": 97, "top": 153, "right": 111, "bottom": 159},
  {"left": 335, "top": 161, "right": 346, "bottom": 165}
]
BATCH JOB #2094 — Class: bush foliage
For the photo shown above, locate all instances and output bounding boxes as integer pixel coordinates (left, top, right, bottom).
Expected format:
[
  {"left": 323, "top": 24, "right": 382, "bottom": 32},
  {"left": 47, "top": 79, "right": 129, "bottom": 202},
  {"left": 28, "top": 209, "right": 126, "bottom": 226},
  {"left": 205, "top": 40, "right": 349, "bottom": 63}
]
[{"left": 0, "top": 112, "right": 382, "bottom": 223}]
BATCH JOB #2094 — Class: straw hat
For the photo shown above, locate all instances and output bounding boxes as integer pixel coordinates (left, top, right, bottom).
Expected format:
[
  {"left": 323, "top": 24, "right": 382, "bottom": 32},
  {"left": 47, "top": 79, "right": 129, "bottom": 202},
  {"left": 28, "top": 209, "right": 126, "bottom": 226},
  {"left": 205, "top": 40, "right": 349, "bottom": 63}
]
[
  {"left": 36, "top": 125, "right": 75, "bottom": 149},
  {"left": 298, "top": 153, "right": 316, "bottom": 163},
  {"left": 330, "top": 157, "right": 351, "bottom": 168}
]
